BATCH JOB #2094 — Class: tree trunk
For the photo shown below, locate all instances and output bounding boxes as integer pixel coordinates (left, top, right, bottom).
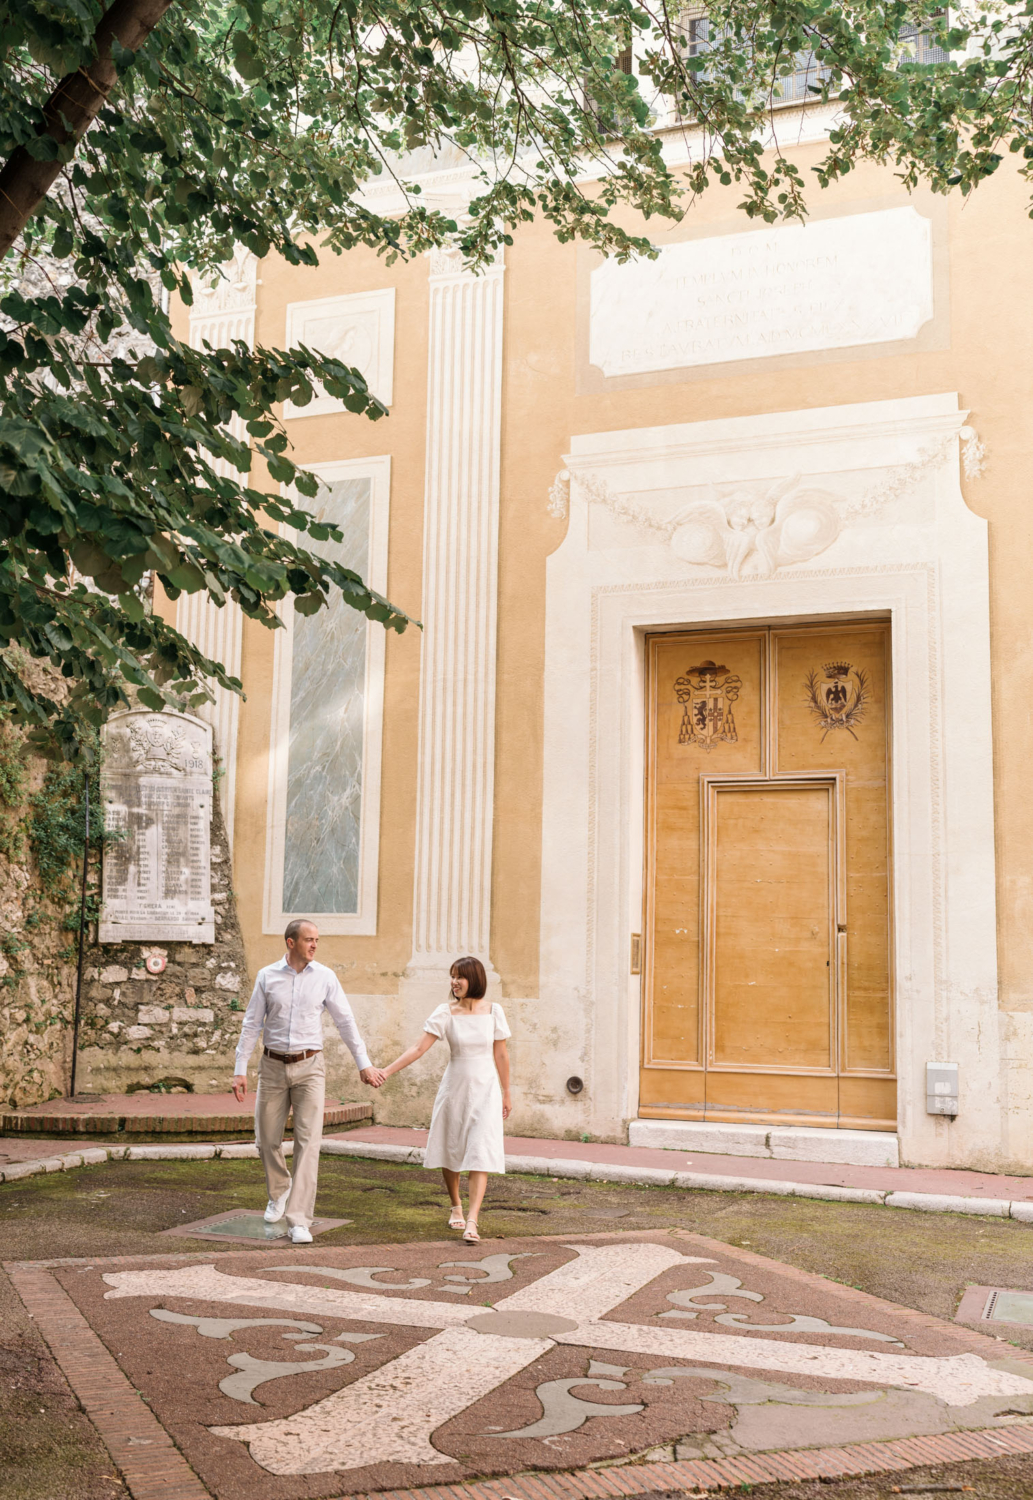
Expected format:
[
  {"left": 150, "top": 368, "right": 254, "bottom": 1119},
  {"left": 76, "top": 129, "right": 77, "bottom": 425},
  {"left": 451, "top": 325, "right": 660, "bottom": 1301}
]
[{"left": 0, "top": 0, "right": 175, "bottom": 257}]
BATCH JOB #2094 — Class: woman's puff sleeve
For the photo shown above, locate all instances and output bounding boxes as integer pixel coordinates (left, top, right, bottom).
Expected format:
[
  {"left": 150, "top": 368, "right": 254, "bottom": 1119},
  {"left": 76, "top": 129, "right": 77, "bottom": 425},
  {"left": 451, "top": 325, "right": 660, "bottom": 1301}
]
[
  {"left": 423, "top": 1004, "right": 449, "bottom": 1038},
  {"left": 492, "top": 1003, "right": 512, "bottom": 1040}
]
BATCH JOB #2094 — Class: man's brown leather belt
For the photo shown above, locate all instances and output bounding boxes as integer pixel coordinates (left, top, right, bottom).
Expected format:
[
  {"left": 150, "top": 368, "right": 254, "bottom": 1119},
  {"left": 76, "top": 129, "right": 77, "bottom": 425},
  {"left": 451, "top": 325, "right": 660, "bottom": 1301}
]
[{"left": 263, "top": 1046, "right": 322, "bottom": 1064}]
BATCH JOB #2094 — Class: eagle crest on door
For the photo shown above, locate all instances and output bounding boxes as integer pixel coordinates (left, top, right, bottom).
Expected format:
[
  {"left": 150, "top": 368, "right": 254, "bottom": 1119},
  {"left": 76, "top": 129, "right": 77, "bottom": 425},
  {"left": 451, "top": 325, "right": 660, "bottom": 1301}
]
[
  {"left": 805, "top": 661, "right": 869, "bottom": 741},
  {"left": 673, "top": 661, "right": 743, "bottom": 751}
]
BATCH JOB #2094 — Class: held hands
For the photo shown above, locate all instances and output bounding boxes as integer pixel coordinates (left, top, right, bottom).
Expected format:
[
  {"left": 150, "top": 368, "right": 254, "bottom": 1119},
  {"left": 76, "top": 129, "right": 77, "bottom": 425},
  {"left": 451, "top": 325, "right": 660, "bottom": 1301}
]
[
  {"left": 360, "top": 1066, "right": 386, "bottom": 1088},
  {"left": 502, "top": 1090, "right": 512, "bottom": 1121},
  {"left": 231, "top": 1074, "right": 247, "bottom": 1103}
]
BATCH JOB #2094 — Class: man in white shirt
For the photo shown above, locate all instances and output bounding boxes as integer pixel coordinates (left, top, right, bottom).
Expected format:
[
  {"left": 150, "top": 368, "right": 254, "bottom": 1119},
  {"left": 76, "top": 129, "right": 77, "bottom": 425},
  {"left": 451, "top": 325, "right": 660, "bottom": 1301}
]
[{"left": 231, "top": 919, "right": 384, "bottom": 1243}]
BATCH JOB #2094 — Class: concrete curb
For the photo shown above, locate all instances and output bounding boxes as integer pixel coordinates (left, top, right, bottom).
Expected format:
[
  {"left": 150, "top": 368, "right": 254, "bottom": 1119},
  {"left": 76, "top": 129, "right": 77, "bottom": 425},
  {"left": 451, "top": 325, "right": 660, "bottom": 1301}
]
[{"left": 2, "top": 1137, "right": 1031, "bottom": 1222}]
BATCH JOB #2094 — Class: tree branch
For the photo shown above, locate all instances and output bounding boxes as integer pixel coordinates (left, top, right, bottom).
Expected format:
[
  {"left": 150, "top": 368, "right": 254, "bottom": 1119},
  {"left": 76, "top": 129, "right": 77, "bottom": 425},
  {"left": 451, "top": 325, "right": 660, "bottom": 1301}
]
[{"left": 0, "top": 0, "right": 176, "bottom": 257}]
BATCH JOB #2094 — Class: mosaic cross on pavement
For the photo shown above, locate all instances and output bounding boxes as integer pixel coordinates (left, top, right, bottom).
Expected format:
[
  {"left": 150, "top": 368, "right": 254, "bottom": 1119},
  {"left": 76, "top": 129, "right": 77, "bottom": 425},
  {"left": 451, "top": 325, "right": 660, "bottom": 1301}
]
[{"left": 16, "top": 1232, "right": 1033, "bottom": 1498}]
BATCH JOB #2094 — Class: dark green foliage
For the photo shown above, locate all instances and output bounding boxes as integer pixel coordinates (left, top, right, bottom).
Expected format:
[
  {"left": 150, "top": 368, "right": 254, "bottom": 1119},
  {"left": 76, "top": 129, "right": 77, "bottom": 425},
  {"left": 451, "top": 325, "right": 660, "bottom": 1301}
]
[{"left": 0, "top": 0, "right": 1022, "bottom": 752}]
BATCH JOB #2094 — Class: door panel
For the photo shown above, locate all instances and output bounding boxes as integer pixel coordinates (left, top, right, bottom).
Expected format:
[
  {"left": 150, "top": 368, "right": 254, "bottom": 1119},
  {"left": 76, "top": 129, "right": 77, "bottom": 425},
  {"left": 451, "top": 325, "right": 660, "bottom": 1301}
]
[
  {"left": 645, "top": 631, "right": 765, "bottom": 1070},
  {"left": 642, "top": 622, "right": 894, "bottom": 1130},
  {"left": 709, "top": 785, "right": 834, "bottom": 1072},
  {"left": 773, "top": 626, "right": 891, "bottom": 1075}
]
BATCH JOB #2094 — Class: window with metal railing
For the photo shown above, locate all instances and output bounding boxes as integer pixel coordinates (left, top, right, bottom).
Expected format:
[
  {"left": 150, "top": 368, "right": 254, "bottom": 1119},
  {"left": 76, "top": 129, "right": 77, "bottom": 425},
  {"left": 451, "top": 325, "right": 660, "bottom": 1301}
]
[
  {"left": 680, "top": 14, "right": 832, "bottom": 108},
  {"left": 670, "top": 9, "right": 947, "bottom": 120},
  {"left": 897, "top": 19, "right": 949, "bottom": 65}
]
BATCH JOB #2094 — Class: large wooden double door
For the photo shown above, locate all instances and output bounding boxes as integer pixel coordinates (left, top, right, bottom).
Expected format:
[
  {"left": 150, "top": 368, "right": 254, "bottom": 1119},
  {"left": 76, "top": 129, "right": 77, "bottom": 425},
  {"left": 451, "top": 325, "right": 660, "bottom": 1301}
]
[{"left": 641, "top": 622, "right": 894, "bottom": 1130}]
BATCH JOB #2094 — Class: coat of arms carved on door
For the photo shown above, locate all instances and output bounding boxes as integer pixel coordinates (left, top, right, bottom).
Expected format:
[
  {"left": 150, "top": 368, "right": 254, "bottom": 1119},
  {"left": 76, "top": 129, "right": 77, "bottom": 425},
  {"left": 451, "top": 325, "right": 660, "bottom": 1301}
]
[
  {"left": 804, "top": 661, "right": 869, "bottom": 741},
  {"left": 673, "top": 661, "right": 742, "bottom": 751}
]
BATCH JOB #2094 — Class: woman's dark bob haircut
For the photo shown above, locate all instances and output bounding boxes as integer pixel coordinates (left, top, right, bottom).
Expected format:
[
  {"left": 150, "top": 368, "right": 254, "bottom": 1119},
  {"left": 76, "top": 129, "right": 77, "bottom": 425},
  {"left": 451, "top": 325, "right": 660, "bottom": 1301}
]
[{"left": 450, "top": 955, "right": 487, "bottom": 1001}]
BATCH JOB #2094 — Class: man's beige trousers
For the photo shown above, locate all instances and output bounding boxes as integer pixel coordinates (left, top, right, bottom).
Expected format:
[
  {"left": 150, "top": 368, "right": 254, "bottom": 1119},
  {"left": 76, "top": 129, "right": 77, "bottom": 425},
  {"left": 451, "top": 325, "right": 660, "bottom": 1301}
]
[{"left": 255, "top": 1050, "right": 325, "bottom": 1229}]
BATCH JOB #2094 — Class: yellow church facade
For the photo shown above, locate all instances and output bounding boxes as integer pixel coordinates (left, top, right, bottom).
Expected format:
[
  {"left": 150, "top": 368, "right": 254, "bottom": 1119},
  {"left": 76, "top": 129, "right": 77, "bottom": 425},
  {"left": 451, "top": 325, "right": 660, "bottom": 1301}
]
[{"left": 167, "top": 111, "right": 1033, "bottom": 1175}]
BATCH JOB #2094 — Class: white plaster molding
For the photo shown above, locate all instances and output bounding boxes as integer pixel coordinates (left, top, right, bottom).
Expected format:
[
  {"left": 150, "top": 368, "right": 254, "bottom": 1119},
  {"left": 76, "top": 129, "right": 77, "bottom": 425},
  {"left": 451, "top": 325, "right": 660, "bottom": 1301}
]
[
  {"left": 179, "top": 249, "right": 257, "bottom": 847},
  {"left": 406, "top": 252, "right": 505, "bottom": 987},
  {"left": 547, "top": 470, "right": 570, "bottom": 521},
  {"left": 189, "top": 245, "right": 258, "bottom": 324},
  {"left": 961, "top": 425, "right": 987, "bottom": 480},
  {"left": 262, "top": 456, "right": 391, "bottom": 937},
  {"left": 283, "top": 288, "right": 395, "bottom": 418},
  {"left": 540, "top": 393, "right": 1002, "bottom": 1170}
]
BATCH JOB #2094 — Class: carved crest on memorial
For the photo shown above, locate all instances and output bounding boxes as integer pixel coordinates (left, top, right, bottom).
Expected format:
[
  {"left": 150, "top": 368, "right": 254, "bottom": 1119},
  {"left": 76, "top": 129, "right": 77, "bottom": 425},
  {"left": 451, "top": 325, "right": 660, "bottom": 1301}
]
[
  {"left": 127, "top": 719, "right": 196, "bottom": 775},
  {"left": 100, "top": 710, "right": 215, "bottom": 944},
  {"left": 673, "top": 661, "right": 742, "bottom": 751},
  {"left": 804, "top": 662, "right": 869, "bottom": 741}
]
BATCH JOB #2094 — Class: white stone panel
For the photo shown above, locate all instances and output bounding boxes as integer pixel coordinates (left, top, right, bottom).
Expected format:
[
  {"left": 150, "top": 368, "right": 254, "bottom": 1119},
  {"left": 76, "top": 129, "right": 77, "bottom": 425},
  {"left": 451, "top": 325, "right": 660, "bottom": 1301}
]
[
  {"left": 283, "top": 288, "right": 395, "bottom": 417},
  {"left": 99, "top": 711, "right": 215, "bottom": 944},
  {"left": 589, "top": 208, "right": 933, "bottom": 378}
]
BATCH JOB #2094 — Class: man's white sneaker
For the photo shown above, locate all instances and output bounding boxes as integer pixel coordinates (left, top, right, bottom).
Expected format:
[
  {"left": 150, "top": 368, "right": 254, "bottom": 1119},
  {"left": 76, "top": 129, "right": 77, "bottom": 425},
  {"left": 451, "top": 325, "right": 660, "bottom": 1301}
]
[
  {"left": 288, "top": 1224, "right": 313, "bottom": 1244},
  {"left": 264, "top": 1179, "right": 292, "bottom": 1224}
]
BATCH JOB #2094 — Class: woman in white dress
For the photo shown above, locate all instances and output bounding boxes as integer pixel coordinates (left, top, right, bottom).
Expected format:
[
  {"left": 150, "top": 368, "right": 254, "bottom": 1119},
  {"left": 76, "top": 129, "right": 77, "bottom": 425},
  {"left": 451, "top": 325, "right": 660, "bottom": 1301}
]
[{"left": 381, "top": 955, "right": 511, "bottom": 1243}]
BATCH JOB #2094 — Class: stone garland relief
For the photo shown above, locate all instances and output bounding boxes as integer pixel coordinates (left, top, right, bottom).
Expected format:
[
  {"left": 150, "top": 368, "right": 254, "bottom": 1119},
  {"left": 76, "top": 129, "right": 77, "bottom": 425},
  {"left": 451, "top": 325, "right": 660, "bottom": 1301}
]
[
  {"left": 673, "top": 662, "right": 742, "bottom": 751},
  {"left": 552, "top": 427, "right": 984, "bottom": 576},
  {"left": 101, "top": 1241, "right": 1033, "bottom": 1477},
  {"left": 805, "top": 661, "right": 870, "bottom": 741}
]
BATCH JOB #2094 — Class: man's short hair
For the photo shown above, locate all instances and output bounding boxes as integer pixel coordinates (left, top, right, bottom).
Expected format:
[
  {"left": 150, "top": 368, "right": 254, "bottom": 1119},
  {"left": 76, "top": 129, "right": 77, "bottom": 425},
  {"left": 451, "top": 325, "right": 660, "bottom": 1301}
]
[{"left": 285, "top": 918, "right": 318, "bottom": 944}]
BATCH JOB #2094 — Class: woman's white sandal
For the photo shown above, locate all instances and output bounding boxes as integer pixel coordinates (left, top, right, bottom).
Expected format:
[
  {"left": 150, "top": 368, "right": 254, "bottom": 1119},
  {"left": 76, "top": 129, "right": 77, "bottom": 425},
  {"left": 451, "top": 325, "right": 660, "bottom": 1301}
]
[
  {"left": 462, "top": 1219, "right": 481, "bottom": 1243},
  {"left": 448, "top": 1207, "right": 466, "bottom": 1230}
]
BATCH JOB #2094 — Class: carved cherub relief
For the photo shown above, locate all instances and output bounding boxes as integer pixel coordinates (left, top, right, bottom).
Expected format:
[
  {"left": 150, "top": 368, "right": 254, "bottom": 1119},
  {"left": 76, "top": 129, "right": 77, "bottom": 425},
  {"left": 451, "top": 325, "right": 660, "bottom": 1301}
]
[{"left": 669, "top": 477, "right": 841, "bottom": 579}]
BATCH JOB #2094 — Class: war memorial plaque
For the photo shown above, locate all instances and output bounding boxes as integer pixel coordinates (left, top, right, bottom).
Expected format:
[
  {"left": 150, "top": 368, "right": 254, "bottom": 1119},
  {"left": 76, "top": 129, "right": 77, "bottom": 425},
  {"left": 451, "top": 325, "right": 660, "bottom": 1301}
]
[{"left": 99, "top": 709, "right": 215, "bottom": 943}]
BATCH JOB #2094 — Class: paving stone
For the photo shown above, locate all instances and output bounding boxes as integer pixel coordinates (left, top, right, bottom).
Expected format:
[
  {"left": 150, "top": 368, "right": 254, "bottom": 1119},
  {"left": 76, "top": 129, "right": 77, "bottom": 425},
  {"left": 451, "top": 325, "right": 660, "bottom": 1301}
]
[
  {"left": 885, "top": 1191, "right": 1012, "bottom": 1216},
  {"left": 1, "top": 1159, "right": 46, "bottom": 1181},
  {"left": 127, "top": 1144, "right": 217, "bottom": 1161},
  {"left": 586, "top": 1164, "right": 676, "bottom": 1186}
]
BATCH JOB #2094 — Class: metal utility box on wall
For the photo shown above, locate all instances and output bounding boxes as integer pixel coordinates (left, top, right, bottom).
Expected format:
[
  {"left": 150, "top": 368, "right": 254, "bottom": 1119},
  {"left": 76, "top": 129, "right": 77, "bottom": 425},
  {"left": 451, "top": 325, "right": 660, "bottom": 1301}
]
[{"left": 926, "top": 1061, "right": 959, "bottom": 1116}]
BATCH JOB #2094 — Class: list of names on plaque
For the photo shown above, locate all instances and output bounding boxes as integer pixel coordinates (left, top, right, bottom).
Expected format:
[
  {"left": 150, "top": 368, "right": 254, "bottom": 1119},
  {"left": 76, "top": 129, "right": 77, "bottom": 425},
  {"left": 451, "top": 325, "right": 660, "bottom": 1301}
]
[{"left": 100, "top": 710, "right": 215, "bottom": 944}]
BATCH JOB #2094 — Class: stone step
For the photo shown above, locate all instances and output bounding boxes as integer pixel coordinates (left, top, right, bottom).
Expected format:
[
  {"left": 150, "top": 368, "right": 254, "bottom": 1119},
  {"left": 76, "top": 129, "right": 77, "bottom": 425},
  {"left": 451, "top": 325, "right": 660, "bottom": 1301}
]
[
  {"left": 628, "top": 1118, "right": 900, "bottom": 1168},
  {"left": 0, "top": 1099, "right": 372, "bottom": 1138}
]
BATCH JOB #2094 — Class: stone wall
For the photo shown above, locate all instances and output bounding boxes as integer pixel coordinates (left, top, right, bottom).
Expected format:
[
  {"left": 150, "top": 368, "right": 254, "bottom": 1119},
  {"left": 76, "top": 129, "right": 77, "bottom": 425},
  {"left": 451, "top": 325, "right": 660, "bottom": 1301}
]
[
  {"left": 0, "top": 717, "right": 83, "bottom": 1109},
  {"left": 0, "top": 758, "right": 76, "bottom": 1109},
  {"left": 0, "top": 709, "right": 250, "bottom": 1106},
  {"left": 74, "top": 800, "right": 250, "bottom": 1095}
]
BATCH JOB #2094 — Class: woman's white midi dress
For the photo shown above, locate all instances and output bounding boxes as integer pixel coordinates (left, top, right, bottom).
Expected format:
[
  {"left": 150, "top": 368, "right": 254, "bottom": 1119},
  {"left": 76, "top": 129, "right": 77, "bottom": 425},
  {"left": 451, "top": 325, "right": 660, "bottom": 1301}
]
[{"left": 422, "top": 1003, "right": 510, "bottom": 1174}]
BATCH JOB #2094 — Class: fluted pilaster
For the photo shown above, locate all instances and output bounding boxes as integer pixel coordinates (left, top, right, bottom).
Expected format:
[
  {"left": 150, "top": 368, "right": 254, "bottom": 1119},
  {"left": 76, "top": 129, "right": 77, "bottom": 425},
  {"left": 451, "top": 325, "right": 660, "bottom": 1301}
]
[
  {"left": 407, "top": 249, "right": 505, "bottom": 984},
  {"left": 178, "top": 249, "right": 255, "bottom": 846}
]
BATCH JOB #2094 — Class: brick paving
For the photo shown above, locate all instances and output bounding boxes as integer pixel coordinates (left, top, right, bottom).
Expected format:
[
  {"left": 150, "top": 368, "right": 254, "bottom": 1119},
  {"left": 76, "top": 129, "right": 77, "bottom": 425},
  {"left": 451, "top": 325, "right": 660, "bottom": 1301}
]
[{"left": 7, "top": 1263, "right": 211, "bottom": 1500}]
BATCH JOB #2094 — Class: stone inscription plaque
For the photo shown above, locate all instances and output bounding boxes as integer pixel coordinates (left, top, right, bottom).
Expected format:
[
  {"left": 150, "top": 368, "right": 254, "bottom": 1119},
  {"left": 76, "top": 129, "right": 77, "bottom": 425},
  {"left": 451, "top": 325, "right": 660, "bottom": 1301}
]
[
  {"left": 589, "top": 206, "right": 934, "bottom": 379},
  {"left": 100, "top": 710, "right": 215, "bottom": 944}
]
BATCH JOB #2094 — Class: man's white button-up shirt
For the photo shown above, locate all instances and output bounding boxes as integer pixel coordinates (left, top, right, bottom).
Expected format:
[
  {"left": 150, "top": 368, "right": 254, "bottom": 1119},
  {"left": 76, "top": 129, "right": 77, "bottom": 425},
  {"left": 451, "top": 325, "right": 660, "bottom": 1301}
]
[{"left": 234, "top": 956, "right": 372, "bottom": 1074}]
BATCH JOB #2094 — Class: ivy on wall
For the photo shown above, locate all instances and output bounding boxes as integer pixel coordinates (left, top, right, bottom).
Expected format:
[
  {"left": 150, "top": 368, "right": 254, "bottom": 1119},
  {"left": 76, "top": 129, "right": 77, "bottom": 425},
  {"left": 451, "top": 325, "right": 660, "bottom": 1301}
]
[{"left": 0, "top": 708, "right": 109, "bottom": 1104}]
